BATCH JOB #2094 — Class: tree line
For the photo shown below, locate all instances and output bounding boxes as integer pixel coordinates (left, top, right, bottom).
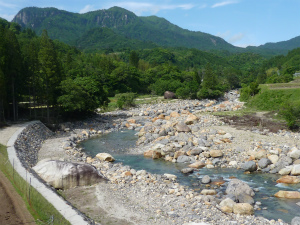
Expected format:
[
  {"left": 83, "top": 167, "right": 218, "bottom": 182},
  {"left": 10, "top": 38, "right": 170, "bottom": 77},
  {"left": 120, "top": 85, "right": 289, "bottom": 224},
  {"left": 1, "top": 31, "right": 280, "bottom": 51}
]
[{"left": 0, "top": 18, "right": 299, "bottom": 125}]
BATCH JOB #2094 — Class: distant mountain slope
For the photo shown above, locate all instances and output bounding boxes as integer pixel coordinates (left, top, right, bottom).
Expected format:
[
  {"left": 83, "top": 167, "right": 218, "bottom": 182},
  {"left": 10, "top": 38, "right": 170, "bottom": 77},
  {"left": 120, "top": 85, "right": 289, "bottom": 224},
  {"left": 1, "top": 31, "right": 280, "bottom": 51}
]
[
  {"left": 258, "top": 36, "right": 300, "bottom": 50},
  {"left": 12, "top": 6, "right": 300, "bottom": 55},
  {"left": 12, "top": 6, "right": 239, "bottom": 52},
  {"left": 76, "top": 27, "right": 157, "bottom": 52}
]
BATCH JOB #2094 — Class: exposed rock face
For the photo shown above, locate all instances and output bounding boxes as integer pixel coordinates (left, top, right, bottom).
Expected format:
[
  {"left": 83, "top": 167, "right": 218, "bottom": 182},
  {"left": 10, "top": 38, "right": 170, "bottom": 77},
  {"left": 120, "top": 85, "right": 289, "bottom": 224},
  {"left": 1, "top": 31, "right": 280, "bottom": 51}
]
[
  {"left": 33, "top": 160, "right": 106, "bottom": 189},
  {"left": 164, "top": 91, "right": 176, "bottom": 99}
]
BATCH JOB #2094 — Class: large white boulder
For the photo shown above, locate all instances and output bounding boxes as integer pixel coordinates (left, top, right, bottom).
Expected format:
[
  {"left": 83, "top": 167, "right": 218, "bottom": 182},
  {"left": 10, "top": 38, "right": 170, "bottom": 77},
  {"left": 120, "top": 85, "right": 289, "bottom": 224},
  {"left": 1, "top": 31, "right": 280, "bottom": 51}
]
[{"left": 33, "top": 160, "right": 106, "bottom": 189}]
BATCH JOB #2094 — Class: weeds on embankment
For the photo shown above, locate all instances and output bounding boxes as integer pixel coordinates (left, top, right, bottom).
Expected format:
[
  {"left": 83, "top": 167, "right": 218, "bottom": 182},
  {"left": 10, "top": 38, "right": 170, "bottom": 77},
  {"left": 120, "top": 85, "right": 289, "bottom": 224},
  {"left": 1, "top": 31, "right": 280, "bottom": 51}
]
[{"left": 0, "top": 144, "right": 71, "bottom": 225}]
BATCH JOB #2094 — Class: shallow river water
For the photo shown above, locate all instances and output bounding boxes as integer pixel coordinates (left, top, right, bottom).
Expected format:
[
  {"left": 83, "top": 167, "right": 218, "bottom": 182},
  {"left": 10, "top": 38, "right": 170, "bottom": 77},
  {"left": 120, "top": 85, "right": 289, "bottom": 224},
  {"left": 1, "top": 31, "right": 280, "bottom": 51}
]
[{"left": 80, "top": 130, "right": 300, "bottom": 223}]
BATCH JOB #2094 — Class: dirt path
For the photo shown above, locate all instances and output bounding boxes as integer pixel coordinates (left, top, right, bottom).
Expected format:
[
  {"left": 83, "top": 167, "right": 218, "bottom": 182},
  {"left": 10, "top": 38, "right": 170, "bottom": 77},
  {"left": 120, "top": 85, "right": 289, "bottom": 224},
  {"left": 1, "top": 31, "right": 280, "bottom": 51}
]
[
  {"left": 0, "top": 167, "right": 36, "bottom": 225},
  {"left": 0, "top": 124, "right": 36, "bottom": 225}
]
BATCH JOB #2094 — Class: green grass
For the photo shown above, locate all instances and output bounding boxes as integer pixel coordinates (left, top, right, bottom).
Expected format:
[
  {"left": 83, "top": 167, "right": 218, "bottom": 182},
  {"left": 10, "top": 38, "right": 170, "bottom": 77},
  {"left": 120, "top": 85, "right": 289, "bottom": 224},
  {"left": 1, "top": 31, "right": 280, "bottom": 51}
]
[
  {"left": 0, "top": 144, "right": 71, "bottom": 225},
  {"left": 246, "top": 86, "right": 300, "bottom": 111}
]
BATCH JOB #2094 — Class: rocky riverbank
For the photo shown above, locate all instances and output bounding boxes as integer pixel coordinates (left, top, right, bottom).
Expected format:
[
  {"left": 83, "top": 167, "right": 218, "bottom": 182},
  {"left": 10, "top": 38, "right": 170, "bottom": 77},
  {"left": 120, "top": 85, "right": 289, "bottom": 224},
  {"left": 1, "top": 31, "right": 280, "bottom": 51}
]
[{"left": 36, "top": 91, "right": 300, "bottom": 225}]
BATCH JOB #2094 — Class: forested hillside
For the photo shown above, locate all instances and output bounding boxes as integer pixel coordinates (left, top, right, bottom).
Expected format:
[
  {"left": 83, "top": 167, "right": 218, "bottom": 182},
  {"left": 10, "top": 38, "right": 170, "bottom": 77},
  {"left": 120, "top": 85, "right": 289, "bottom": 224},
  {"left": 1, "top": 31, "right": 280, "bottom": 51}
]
[
  {"left": 12, "top": 7, "right": 300, "bottom": 57},
  {"left": 12, "top": 7, "right": 239, "bottom": 52},
  {"left": 1, "top": 17, "right": 299, "bottom": 125}
]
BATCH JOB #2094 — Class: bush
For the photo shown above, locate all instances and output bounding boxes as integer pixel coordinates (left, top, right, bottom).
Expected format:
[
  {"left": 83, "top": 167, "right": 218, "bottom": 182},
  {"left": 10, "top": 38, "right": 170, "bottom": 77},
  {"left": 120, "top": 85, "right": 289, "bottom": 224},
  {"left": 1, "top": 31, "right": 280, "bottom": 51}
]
[
  {"left": 116, "top": 93, "right": 136, "bottom": 109},
  {"left": 279, "top": 102, "right": 300, "bottom": 129},
  {"left": 197, "top": 88, "right": 222, "bottom": 100}
]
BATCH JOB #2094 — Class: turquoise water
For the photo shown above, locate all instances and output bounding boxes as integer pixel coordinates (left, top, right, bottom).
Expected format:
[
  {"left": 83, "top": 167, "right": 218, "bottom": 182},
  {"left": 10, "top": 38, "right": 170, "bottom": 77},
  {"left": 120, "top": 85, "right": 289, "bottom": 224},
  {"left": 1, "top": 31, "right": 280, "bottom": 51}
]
[{"left": 80, "top": 130, "right": 300, "bottom": 223}]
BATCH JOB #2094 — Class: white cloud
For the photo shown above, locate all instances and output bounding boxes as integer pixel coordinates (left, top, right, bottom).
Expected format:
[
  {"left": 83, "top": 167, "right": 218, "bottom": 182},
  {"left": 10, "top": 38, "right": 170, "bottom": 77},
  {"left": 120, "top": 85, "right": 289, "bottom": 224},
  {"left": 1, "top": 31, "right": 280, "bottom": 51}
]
[
  {"left": 0, "top": 13, "right": 15, "bottom": 21},
  {"left": 0, "top": 1, "right": 17, "bottom": 9},
  {"left": 103, "top": 2, "right": 195, "bottom": 15},
  {"left": 212, "top": 1, "right": 238, "bottom": 8},
  {"left": 228, "top": 33, "right": 245, "bottom": 43},
  {"left": 217, "top": 30, "right": 246, "bottom": 44},
  {"left": 79, "top": 5, "right": 95, "bottom": 14}
]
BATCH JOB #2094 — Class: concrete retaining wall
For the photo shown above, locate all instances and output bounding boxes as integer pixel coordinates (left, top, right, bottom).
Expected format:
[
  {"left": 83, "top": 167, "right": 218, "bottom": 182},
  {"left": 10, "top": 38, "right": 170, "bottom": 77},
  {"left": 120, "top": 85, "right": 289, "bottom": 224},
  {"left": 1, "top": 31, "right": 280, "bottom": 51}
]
[{"left": 7, "top": 121, "right": 91, "bottom": 225}]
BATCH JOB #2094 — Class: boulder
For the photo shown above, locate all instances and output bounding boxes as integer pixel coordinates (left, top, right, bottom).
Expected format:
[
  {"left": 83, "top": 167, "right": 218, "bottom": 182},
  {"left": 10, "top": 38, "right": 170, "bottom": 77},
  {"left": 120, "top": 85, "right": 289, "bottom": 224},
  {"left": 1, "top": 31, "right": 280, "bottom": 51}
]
[
  {"left": 241, "top": 161, "right": 257, "bottom": 172},
  {"left": 291, "top": 164, "right": 300, "bottom": 176},
  {"left": 258, "top": 158, "right": 272, "bottom": 169},
  {"left": 170, "top": 111, "right": 180, "bottom": 118},
  {"left": 164, "top": 91, "right": 176, "bottom": 99},
  {"left": 201, "top": 175, "right": 211, "bottom": 184},
  {"left": 275, "top": 191, "right": 300, "bottom": 199},
  {"left": 189, "top": 149, "right": 202, "bottom": 156},
  {"left": 226, "top": 179, "right": 255, "bottom": 197},
  {"left": 209, "top": 150, "right": 223, "bottom": 158},
  {"left": 144, "top": 150, "right": 154, "bottom": 158},
  {"left": 291, "top": 217, "right": 300, "bottom": 225},
  {"left": 233, "top": 203, "right": 254, "bottom": 215},
  {"left": 188, "top": 161, "right": 206, "bottom": 169},
  {"left": 33, "top": 160, "right": 106, "bottom": 189},
  {"left": 176, "top": 121, "right": 191, "bottom": 132},
  {"left": 174, "top": 151, "right": 185, "bottom": 159},
  {"left": 181, "top": 168, "right": 194, "bottom": 174},
  {"left": 177, "top": 155, "right": 191, "bottom": 163},
  {"left": 220, "top": 198, "right": 236, "bottom": 209},
  {"left": 288, "top": 147, "right": 300, "bottom": 160},
  {"left": 268, "top": 155, "right": 279, "bottom": 164},
  {"left": 164, "top": 173, "right": 177, "bottom": 180},
  {"left": 185, "top": 114, "right": 199, "bottom": 125},
  {"left": 152, "top": 150, "right": 162, "bottom": 159},
  {"left": 276, "top": 175, "right": 300, "bottom": 184},
  {"left": 200, "top": 189, "right": 217, "bottom": 195},
  {"left": 278, "top": 166, "right": 292, "bottom": 175},
  {"left": 96, "top": 153, "right": 115, "bottom": 162},
  {"left": 237, "top": 194, "right": 254, "bottom": 205},
  {"left": 254, "top": 149, "right": 267, "bottom": 160}
]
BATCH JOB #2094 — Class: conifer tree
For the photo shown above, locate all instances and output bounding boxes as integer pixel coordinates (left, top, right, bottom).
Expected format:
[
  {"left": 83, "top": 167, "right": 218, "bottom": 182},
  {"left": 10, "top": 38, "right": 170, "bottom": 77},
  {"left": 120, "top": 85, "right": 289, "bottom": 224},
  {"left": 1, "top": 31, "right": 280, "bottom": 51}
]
[{"left": 38, "top": 30, "right": 61, "bottom": 123}]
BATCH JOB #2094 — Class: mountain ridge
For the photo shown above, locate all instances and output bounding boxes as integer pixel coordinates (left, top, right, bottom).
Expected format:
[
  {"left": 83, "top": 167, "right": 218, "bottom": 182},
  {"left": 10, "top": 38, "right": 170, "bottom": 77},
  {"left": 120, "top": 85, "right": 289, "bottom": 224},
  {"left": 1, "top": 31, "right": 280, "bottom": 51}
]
[
  {"left": 12, "top": 6, "right": 300, "bottom": 55},
  {"left": 12, "top": 6, "right": 239, "bottom": 52}
]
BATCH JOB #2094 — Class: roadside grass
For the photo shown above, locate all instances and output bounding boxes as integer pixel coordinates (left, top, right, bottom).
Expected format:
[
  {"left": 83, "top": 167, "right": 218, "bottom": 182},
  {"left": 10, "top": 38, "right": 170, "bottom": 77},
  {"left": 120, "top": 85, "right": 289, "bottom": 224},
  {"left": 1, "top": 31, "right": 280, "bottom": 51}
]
[{"left": 0, "top": 144, "right": 70, "bottom": 225}]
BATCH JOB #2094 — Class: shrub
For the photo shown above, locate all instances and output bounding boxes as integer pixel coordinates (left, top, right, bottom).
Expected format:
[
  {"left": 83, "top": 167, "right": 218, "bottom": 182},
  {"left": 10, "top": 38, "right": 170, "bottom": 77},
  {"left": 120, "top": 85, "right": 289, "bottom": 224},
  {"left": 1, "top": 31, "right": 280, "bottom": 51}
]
[
  {"left": 279, "top": 102, "right": 300, "bottom": 129},
  {"left": 116, "top": 93, "right": 136, "bottom": 109}
]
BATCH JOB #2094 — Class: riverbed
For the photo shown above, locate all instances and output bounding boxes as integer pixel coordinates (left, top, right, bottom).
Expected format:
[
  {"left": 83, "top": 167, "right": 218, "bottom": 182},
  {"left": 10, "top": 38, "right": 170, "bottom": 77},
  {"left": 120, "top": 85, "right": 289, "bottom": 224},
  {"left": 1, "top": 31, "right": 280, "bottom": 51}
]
[{"left": 80, "top": 129, "right": 300, "bottom": 223}]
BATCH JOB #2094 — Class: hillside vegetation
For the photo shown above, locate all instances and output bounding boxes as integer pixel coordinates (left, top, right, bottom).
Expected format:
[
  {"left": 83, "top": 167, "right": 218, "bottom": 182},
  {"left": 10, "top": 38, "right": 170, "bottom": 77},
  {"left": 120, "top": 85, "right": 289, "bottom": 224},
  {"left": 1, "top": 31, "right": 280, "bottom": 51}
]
[
  {"left": 1, "top": 14, "right": 300, "bottom": 128},
  {"left": 12, "top": 7, "right": 238, "bottom": 52},
  {"left": 12, "top": 7, "right": 300, "bottom": 56}
]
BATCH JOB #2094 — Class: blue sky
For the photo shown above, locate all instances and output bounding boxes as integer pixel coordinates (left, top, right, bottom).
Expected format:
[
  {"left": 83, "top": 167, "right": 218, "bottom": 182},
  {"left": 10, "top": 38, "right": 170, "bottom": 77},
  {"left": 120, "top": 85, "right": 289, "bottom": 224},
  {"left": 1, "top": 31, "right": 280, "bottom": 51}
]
[{"left": 1, "top": 0, "right": 299, "bottom": 47}]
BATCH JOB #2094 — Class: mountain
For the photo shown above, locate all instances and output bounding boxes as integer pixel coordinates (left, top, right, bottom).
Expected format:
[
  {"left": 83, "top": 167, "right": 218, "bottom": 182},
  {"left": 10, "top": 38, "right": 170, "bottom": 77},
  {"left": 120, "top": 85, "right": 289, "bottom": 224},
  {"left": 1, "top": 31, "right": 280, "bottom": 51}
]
[
  {"left": 12, "top": 7, "right": 300, "bottom": 55},
  {"left": 12, "top": 6, "right": 239, "bottom": 52},
  {"left": 76, "top": 27, "right": 158, "bottom": 52},
  {"left": 258, "top": 36, "right": 300, "bottom": 51}
]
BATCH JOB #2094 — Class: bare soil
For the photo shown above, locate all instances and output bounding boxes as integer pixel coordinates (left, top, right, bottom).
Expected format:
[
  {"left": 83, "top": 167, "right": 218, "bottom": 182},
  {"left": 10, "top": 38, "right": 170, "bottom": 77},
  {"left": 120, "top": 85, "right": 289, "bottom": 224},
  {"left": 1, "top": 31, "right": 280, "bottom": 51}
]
[
  {"left": 218, "top": 112, "right": 287, "bottom": 133},
  {"left": 0, "top": 124, "right": 36, "bottom": 225},
  {"left": 0, "top": 170, "right": 35, "bottom": 225},
  {"left": 62, "top": 185, "right": 134, "bottom": 225}
]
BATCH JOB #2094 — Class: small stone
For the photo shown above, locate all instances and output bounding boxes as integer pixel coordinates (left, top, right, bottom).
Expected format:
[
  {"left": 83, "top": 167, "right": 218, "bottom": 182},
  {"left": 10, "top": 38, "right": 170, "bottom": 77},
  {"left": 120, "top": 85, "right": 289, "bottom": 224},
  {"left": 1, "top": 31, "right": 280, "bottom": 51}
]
[
  {"left": 200, "top": 189, "right": 217, "bottom": 195},
  {"left": 201, "top": 175, "right": 211, "bottom": 184}
]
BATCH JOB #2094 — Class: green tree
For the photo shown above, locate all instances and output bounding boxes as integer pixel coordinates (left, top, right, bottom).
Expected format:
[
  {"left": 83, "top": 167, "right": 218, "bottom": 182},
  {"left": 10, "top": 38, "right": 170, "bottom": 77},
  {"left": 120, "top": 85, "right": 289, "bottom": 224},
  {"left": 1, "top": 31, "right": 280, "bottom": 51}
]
[
  {"left": 197, "top": 63, "right": 222, "bottom": 99},
  {"left": 38, "top": 30, "right": 62, "bottom": 123},
  {"left": 129, "top": 50, "right": 139, "bottom": 68},
  {"left": 58, "top": 77, "right": 108, "bottom": 113}
]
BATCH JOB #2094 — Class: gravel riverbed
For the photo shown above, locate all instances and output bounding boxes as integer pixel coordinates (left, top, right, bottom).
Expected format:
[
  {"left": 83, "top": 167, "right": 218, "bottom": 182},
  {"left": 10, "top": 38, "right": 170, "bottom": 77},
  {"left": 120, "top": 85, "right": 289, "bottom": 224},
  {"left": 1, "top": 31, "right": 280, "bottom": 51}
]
[{"left": 37, "top": 91, "right": 300, "bottom": 225}]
